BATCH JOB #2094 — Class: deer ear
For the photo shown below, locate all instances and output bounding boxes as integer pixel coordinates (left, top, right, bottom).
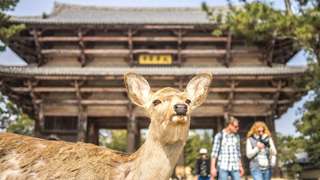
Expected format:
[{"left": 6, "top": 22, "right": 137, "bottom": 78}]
[
  {"left": 185, "top": 73, "right": 212, "bottom": 109},
  {"left": 124, "top": 73, "right": 152, "bottom": 107}
]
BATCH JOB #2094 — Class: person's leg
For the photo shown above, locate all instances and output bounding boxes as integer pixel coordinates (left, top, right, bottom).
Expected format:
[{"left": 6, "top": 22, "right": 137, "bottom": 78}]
[
  {"left": 229, "top": 170, "right": 240, "bottom": 180},
  {"left": 218, "top": 169, "right": 229, "bottom": 180},
  {"left": 250, "top": 167, "right": 263, "bottom": 180},
  {"left": 261, "top": 168, "right": 272, "bottom": 180},
  {"left": 198, "top": 176, "right": 210, "bottom": 180}
]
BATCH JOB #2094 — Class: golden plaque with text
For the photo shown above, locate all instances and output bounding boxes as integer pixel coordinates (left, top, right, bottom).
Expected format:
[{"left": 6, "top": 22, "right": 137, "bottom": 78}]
[{"left": 138, "top": 54, "right": 172, "bottom": 65}]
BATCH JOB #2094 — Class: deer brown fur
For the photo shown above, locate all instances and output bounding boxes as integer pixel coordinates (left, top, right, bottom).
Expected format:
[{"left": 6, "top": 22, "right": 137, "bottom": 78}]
[{"left": 0, "top": 73, "right": 212, "bottom": 180}]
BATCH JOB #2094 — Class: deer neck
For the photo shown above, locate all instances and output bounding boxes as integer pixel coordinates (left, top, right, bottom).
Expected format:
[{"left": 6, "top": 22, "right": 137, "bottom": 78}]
[{"left": 124, "top": 120, "right": 189, "bottom": 180}]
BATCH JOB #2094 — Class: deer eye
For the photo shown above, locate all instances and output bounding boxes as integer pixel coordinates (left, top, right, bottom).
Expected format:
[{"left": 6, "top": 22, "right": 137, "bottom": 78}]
[
  {"left": 185, "top": 99, "right": 191, "bottom": 105},
  {"left": 152, "top": 99, "right": 162, "bottom": 106}
]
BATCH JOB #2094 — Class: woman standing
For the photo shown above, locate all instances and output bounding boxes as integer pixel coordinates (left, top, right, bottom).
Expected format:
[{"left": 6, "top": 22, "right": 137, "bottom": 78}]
[{"left": 246, "top": 121, "right": 277, "bottom": 180}]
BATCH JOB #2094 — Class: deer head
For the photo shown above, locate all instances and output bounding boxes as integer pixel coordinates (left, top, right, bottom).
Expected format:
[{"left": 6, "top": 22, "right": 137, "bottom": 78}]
[{"left": 124, "top": 73, "right": 212, "bottom": 145}]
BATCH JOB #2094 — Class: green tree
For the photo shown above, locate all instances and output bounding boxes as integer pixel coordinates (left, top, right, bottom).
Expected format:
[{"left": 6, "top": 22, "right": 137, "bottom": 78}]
[
  {"left": 99, "top": 130, "right": 128, "bottom": 152},
  {"left": 7, "top": 113, "right": 34, "bottom": 135},
  {"left": 0, "top": 92, "right": 19, "bottom": 130},
  {"left": 0, "top": 93, "right": 34, "bottom": 135},
  {"left": 277, "top": 134, "right": 305, "bottom": 178},
  {"left": 0, "top": 1, "right": 31, "bottom": 134},
  {"left": 0, "top": 0, "right": 25, "bottom": 51},
  {"left": 203, "top": 0, "right": 320, "bottom": 172},
  {"left": 184, "top": 130, "right": 212, "bottom": 172}
]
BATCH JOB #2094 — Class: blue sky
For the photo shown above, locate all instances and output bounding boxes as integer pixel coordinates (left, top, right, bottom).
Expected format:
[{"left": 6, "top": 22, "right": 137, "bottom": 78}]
[{"left": 0, "top": 0, "right": 310, "bottom": 136}]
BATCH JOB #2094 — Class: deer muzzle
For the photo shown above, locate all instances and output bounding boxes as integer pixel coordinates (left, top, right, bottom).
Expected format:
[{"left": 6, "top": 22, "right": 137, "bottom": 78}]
[{"left": 174, "top": 104, "right": 188, "bottom": 116}]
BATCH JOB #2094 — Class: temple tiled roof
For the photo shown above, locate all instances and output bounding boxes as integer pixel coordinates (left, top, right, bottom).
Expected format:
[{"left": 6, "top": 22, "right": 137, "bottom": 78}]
[
  {"left": 0, "top": 65, "right": 306, "bottom": 77},
  {"left": 10, "top": 3, "right": 227, "bottom": 25}
]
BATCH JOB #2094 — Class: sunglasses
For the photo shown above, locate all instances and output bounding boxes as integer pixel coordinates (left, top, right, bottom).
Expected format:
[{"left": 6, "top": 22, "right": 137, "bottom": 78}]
[{"left": 232, "top": 124, "right": 239, "bottom": 129}]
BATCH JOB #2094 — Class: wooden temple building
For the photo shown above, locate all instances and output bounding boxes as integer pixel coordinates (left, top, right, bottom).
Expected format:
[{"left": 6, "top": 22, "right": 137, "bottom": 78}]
[{"left": 0, "top": 3, "right": 306, "bottom": 154}]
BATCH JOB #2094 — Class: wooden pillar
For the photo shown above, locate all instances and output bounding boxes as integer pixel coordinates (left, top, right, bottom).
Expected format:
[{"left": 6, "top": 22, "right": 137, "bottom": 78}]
[
  {"left": 27, "top": 80, "right": 41, "bottom": 137},
  {"left": 128, "top": 28, "right": 134, "bottom": 66},
  {"left": 127, "top": 104, "right": 139, "bottom": 153},
  {"left": 75, "top": 80, "right": 87, "bottom": 142},
  {"left": 31, "top": 28, "right": 44, "bottom": 66},
  {"left": 173, "top": 29, "right": 186, "bottom": 67},
  {"left": 227, "top": 80, "right": 236, "bottom": 112},
  {"left": 127, "top": 114, "right": 139, "bottom": 153},
  {"left": 88, "top": 120, "right": 99, "bottom": 145},
  {"left": 271, "top": 80, "right": 283, "bottom": 118},
  {"left": 177, "top": 29, "right": 182, "bottom": 67},
  {"left": 267, "top": 38, "right": 276, "bottom": 67},
  {"left": 78, "top": 28, "right": 87, "bottom": 67},
  {"left": 77, "top": 106, "right": 87, "bottom": 142},
  {"left": 38, "top": 102, "right": 44, "bottom": 132},
  {"left": 217, "top": 116, "right": 224, "bottom": 133},
  {"left": 225, "top": 30, "right": 232, "bottom": 67}
]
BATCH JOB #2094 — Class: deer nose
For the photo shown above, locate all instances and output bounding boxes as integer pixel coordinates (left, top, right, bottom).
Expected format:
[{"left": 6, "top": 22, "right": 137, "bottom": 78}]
[{"left": 174, "top": 104, "right": 188, "bottom": 115}]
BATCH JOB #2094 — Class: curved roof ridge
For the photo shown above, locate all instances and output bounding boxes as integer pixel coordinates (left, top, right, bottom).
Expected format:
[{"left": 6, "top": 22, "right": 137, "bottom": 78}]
[
  {"left": 8, "top": 2, "right": 228, "bottom": 25},
  {"left": 52, "top": 2, "right": 227, "bottom": 12}
]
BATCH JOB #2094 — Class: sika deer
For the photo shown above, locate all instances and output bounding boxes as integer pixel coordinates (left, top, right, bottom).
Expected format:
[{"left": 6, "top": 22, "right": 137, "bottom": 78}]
[{"left": 0, "top": 73, "right": 212, "bottom": 180}]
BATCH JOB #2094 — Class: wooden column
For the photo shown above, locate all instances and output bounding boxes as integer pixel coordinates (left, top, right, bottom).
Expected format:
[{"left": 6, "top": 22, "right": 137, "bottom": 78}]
[
  {"left": 88, "top": 120, "right": 99, "bottom": 145},
  {"left": 75, "top": 80, "right": 87, "bottom": 142},
  {"left": 271, "top": 80, "right": 283, "bottom": 118},
  {"left": 38, "top": 102, "right": 44, "bottom": 132},
  {"left": 27, "top": 80, "right": 42, "bottom": 137},
  {"left": 226, "top": 80, "right": 237, "bottom": 112},
  {"left": 78, "top": 28, "right": 87, "bottom": 67},
  {"left": 217, "top": 116, "right": 224, "bottom": 132},
  {"left": 128, "top": 28, "right": 134, "bottom": 66},
  {"left": 225, "top": 30, "right": 232, "bottom": 67},
  {"left": 127, "top": 104, "right": 139, "bottom": 153},
  {"left": 77, "top": 106, "right": 87, "bottom": 142},
  {"left": 177, "top": 29, "right": 182, "bottom": 67},
  {"left": 267, "top": 38, "right": 276, "bottom": 67},
  {"left": 31, "top": 29, "right": 44, "bottom": 66}
]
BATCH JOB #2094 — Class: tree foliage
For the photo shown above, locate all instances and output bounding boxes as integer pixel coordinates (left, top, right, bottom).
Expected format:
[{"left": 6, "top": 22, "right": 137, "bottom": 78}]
[
  {"left": 203, "top": 1, "right": 297, "bottom": 42},
  {"left": 7, "top": 113, "right": 34, "bottom": 135},
  {"left": 0, "top": 93, "right": 19, "bottom": 130},
  {"left": 0, "top": 93, "right": 34, "bottom": 135},
  {"left": 0, "top": 0, "right": 25, "bottom": 51},
  {"left": 203, "top": 0, "right": 320, "bottom": 172},
  {"left": 99, "top": 130, "right": 128, "bottom": 152},
  {"left": 277, "top": 134, "right": 305, "bottom": 177},
  {"left": 183, "top": 130, "right": 212, "bottom": 173}
]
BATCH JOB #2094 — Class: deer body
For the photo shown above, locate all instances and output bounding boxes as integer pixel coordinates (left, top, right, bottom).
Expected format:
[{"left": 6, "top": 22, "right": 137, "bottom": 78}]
[{"left": 0, "top": 73, "right": 212, "bottom": 180}]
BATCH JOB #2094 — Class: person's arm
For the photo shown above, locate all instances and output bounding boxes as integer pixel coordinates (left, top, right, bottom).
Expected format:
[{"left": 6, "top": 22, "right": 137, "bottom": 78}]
[
  {"left": 210, "top": 133, "right": 221, "bottom": 178},
  {"left": 195, "top": 159, "right": 200, "bottom": 175},
  {"left": 239, "top": 161, "right": 244, "bottom": 177},
  {"left": 246, "top": 138, "right": 259, "bottom": 159},
  {"left": 269, "top": 138, "right": 277, "bottom": 155},
  {"left": 269, "top": 137, "right": 277, "bottom": 167},
  {"left": 237, "top": 135, "right": 244, "bottom": 176},
  {"left": 210, "top": 158, "right": 217, "bottom": 179}
]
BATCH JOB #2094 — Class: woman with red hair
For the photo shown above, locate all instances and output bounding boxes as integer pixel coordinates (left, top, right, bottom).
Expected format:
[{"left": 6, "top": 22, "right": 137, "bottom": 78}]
[{"left": 246, "top": 121, "right": 277, "bottom": 180}]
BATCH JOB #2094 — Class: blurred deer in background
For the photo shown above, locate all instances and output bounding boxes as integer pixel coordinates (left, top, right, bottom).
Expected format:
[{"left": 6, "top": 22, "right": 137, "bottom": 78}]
[{"left": 0, "top": 72, "right": 212, "bottom": 180}]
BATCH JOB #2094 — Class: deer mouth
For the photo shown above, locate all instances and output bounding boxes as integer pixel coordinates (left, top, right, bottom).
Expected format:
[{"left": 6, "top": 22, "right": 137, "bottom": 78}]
[{"left": 171, "top": 115, "right": 188, "bottom": 124}]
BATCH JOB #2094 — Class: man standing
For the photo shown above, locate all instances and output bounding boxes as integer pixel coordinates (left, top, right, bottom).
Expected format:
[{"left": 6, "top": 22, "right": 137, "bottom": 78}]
[{"left": 210, "top": 116, "right": 244, "bottom": 180}]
